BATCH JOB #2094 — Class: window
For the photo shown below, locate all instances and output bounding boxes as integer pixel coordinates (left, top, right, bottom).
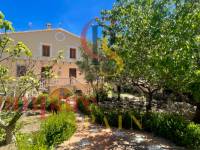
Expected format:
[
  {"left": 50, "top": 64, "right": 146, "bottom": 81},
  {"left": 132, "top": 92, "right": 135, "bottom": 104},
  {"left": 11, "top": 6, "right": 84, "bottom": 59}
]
[
  {"left": 41, "top": 66, "right": 52, "bottom": 78},
  {"left": 69, "top": 68, "right": 77, "bottom": 78},
  {"left": 17, "top": 65, "right": 26, "bottom": 77},
  {"left": 42, "top": 45, "right": 50, "bottom": 57},
  {"left": 70, "top": 48, "right": 76, "bottom": 59}
]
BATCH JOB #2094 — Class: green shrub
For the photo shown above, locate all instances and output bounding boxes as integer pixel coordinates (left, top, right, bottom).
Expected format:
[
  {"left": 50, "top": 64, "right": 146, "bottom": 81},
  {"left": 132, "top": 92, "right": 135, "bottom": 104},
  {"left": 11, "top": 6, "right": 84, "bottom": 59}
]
[
  {"left": 183, "top": 123, "right": 200, "bottom": 149},
  {"left": 89, "top": 104, "right": 104, "bottom": 124},
  {"left": 46, "top": 96, "right": 61, "bottom": 112},
  {"left": 40, "top": 111, "right": 76, "bottom": 147},
  {"left": 105, "top": 110, "right": 119, "bottom": 127},
  {"left": 122, "top": 111, "right": 143, "bottom": 129},
  {"left": 143, "top": 112, "right": 188, "bottom": 145},
  {"left": 18, "top": 99, "right": 24, "bottom": 109},
  {"left": 89, "top": 104, "right": 142, "bottom": 129},
  {"left": 37, "top": 94, "right": 50, "bottom": 105},
  {"left": 78, "top": 102, "right": 200, "bottom": 149},
  {"left": 60, "top": 103, "right": 72, "bottom": 112},
  {"left": 77, "top": 96, "right": 91, "bottom": 115},
  {"left": 50, "top": 96, "right": 60, "bottom": 104},
  {"left": 16, "top": 133, "right": 49, "bottom": 150},
  {"left": 28, "top": 93, "right": 51, "bottom": 110},
  {"left": 0, "top": 128, "right": 5, "bottom": 145},
  {"left": 16, "top": 112, "right": 76, "bottom": 149},
  {"left": 97, "top": 89, "right": 108, "bottom": 102}
]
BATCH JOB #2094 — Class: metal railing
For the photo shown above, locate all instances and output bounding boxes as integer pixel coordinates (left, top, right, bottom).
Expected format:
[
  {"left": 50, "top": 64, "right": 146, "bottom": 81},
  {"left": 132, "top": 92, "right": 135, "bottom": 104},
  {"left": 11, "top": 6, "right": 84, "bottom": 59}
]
[
  {"left": 49, "top": 77, "right": 76, "bottom": 86},
  {"left": 39, "top": 77, "right": 78, "bottom": 89},
  {"left": 0, "top": 77, "right": 90, "bottom": 94}
]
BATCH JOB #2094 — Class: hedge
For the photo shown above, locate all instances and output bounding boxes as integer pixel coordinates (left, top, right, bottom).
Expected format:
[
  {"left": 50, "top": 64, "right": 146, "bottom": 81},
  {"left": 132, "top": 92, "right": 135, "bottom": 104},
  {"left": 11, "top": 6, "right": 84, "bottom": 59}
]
[
  {"left": 16, "top": 111, "right": 76, "bottom": 149},
  {"left": 77, "top": 98, "right": 200, "bottom": 149}
]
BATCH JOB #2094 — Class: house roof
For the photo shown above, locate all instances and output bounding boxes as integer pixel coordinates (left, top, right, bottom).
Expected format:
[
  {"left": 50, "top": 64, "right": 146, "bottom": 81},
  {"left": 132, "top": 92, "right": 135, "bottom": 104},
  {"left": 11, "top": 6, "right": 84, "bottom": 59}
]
[{"left": 4, "top": 28, "right": 80, "bottom": 39}]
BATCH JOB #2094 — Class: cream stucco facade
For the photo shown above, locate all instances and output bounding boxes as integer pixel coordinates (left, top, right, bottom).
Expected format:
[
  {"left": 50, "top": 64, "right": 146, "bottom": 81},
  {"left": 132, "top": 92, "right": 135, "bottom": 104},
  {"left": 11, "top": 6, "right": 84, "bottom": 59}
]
[{"left": 5, "top": 28, "right": 91, "bottom": 95}]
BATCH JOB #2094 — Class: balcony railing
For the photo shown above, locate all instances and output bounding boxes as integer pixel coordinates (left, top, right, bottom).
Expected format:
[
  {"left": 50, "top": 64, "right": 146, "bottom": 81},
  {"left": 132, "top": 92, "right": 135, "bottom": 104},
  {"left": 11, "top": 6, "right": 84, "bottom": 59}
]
[
  {"left": 48, "top": 77, "right": 77, "bottom": 86},
  {"left": 39, "top": 77, "right": 80, "bottom": 89}
]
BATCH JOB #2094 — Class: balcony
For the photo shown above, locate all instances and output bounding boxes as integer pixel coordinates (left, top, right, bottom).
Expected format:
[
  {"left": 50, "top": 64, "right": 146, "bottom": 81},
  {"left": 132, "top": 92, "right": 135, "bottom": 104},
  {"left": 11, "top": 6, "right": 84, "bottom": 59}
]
[{"left": 39, "top": 77, "right": 77, "bottom": 89}]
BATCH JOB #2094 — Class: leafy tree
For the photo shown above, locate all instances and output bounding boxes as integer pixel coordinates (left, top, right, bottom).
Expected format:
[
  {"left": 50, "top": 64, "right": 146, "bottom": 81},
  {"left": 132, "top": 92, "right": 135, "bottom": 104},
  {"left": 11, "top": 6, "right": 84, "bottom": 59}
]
[
  {"left": 98, "top": 0, "right": 168, "bottom": 111},
  {"left": 77, "top": 47, "right": 105, "bottom": 103},
  {"left": 0, "top": 12, "right": 63, "bottom": 144},
  {"left": 77, "top": 39, "right": 123, "bottom": 102},
  {"left": 99, "top": 0, "right": 200, "bottom": 113}
]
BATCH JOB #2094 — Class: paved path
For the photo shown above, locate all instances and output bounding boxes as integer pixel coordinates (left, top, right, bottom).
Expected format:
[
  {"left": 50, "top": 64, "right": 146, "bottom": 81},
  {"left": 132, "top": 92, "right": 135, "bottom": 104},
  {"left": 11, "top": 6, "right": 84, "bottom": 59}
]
[{"left": 57, "top": 113, "right": 185, "bottom": 150}]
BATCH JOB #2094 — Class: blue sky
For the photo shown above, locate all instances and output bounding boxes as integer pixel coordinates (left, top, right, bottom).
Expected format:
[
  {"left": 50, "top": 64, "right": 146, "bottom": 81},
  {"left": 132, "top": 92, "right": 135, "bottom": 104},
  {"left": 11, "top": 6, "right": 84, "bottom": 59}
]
[{"left": 0, "top": 0, "right": 115, "bottom": 36}]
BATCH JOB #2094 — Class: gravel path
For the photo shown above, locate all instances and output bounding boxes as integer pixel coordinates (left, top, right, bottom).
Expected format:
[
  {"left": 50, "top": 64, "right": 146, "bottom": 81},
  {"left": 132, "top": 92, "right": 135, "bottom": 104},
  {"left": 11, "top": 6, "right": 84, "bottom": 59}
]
[{"left": 57, "top": 113, "right": 185, "bottom": 150}]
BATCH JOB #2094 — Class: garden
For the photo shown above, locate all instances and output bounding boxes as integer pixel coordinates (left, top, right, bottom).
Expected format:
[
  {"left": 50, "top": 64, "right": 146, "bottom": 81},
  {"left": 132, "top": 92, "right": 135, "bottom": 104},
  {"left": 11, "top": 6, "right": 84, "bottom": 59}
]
[{"left": 0, "top": 0, "right": 200, "bottom": 149}]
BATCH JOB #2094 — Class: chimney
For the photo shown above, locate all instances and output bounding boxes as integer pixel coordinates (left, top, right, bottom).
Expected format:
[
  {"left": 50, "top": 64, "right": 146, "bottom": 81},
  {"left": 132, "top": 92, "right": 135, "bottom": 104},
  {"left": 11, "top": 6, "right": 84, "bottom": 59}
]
[{"left": 46, "top": 23, "right": 52, "bottom": 29}]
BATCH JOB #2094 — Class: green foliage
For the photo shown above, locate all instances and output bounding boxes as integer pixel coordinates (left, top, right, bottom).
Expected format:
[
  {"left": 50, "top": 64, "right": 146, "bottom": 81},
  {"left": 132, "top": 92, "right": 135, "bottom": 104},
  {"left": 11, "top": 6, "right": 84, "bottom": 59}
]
[
  {"left": 41, "top": 66, "right": 53, "bottom": 79},
  {"left": 60, "top": 103, "right": 73, "bottom": 112},
  {"left": 16, "top": 133, "right": 48, "bottom": 150},
  {"left": 89, "top": 104, "right": 142, "bottom": 129},
  {"left": 122, "top": 111, "right": 143, "bottom": 129},
  {"left": 76, "top": 48, "right": 99, "bottom": 84},
  {"left": 16, "top": 112, "right": 76, "bottom": 149},
  {"left": 143, "top": 113, "right": 188, "bottom": 145},
  {"left": 49, "top": 96, "right": 60, "bottom": 104},
  {"left": 143, "top": 113, "right": 200, "bottom": 149},
  {"left": 0, "top": 128, "right": 5, "bottom": 144},
  {"left": 10, "top": 42, "right": 32, "bottom": 57},
  {"left": 34, "top": 94, "right": 51, "bottom": 109},
  {"left": 77, "top": 96, "right": 91, "bottom": 115},
  {"left": 0, "top": 65, "right": 8, "bottom": 77},
  {"left": 0, "top": 12, "right": 65, "bottom": 146},
  {"left": 46, "top": 96, "right": 61, "bottom": 112},
  {"left": 99, "top": 0, "right": 200, "bottom": 104},
  {"left": 183, "top": 123, "right": 200, "bottom": 149},
  {"left": 39, "top": 112, "right": 76, "bottom": 147},
  {"left": 77, "top": 46, "right": 119, "bottom": 101},
  {"left": 188, "top": 72, "right": 200, "bottom": 102},
  {"left": 97, "top": 88, "right": 108, "bottom": 102},
  {"left": 0, "top": 11, "right": 13, "bottom": 31},
  {"left": 89, "top": 104, "right": 104, "bottom": 124},
  {"left": 79, "top": 102, "right": 200, "bottom": 149}
]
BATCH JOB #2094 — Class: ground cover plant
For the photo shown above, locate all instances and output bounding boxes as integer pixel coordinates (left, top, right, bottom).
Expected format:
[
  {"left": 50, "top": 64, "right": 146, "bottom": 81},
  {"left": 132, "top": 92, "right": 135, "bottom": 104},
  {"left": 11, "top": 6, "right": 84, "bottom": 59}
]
[{"left": 16, "top": 111, "right": 76, "bottom": 150}]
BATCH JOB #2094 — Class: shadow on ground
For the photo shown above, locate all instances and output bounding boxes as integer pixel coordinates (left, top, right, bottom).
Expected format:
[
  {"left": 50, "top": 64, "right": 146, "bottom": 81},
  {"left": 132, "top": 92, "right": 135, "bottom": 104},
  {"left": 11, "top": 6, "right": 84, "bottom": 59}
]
[{"left": 57, "top": 113, "right": 185, "bottom": 150}]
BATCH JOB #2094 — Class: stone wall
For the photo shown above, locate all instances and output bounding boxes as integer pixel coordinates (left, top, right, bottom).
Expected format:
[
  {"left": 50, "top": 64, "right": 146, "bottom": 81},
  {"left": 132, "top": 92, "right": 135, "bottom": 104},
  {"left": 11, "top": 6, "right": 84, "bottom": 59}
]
[{"left": 99, "top": 96, "right": 196, "bottom": 120}]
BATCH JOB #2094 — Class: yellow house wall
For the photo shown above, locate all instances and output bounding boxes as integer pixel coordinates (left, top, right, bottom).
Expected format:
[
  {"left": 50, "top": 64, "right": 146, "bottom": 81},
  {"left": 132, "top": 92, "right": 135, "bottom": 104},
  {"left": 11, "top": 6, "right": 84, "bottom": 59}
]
[{"left": 2, "top": 29, "right": 90, "bottom": 93}]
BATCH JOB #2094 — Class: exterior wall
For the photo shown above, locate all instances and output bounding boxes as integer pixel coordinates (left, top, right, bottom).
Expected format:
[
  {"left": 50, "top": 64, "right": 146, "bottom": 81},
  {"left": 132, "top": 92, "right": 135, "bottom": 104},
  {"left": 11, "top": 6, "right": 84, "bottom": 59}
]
[
  {"left": 3, "top": 29, "right": 90, "bottom": 94},
  {"left": 8, "top": 29, "right": 82, "bottom": 61}
]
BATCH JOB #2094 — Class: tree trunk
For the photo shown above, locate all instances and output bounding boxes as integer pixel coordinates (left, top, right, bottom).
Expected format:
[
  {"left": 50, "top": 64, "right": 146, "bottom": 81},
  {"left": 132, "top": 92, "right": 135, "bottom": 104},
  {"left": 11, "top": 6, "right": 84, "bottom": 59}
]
[
  {"left": 5, "top": 126, "right": 14, "bottom": 144},
  {"left": 96, "top": 80, "right": 99, "bottom": 104},
  {"left": 96, "top": 92, "right": 99, "bottom": 104},
  {"left": 117, "top": 85, "right": 121, "bottom": 101},
  {"left": 193, "top": 103, "right": 200, "bottom": 123},
  {"left": 3, "top": 112, "right": 22, "bottom": 145},
  {"left": 146, "top": 92, "right": 153, "bottom": 112}
]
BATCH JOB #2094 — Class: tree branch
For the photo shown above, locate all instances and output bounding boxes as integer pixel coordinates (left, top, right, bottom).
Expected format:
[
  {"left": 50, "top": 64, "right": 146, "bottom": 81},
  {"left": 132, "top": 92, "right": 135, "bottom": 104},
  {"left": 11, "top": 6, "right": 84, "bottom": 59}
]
[
  {"left": 0, "top": 55, "right": 13, "bottom": 63},
  {"left": 0, "top": 37, "right": 9, "bottom": 58}
]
